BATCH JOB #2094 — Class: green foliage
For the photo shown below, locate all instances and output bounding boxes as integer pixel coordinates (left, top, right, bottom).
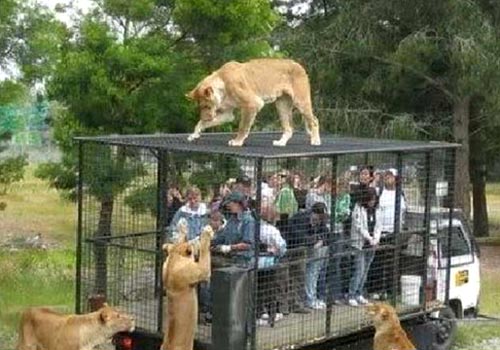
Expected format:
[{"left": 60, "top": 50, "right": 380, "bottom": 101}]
[
  {"left": 125, "top": 184, "right": 157, "bottom": 216},
  {"left": 174, "top": 0, "right": 280, "bottom": 66},
  {"left": 0, "top": 155, "right": 28, "bottom": 194}
]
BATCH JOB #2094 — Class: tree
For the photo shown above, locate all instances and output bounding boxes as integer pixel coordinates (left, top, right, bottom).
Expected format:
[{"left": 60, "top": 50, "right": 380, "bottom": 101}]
[{"left": 278, "top": 0, "right": 500, "bottom": 231}]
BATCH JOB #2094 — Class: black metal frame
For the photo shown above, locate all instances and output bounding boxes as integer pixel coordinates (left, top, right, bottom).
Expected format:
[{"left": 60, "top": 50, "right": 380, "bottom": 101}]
[{"left": 74, "top": 132, "right": 460, "bottom": 350}]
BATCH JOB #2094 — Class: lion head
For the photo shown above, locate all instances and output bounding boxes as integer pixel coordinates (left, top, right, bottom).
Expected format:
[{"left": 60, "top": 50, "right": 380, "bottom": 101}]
[{"left": 98, "top": 304, "right": 135, "bottom": 333}]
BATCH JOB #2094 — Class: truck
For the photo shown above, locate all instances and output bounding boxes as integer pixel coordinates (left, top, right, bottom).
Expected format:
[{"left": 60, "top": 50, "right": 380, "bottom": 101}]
[{"left": 74, "top": 132, "right": 480, "bottom": 350}]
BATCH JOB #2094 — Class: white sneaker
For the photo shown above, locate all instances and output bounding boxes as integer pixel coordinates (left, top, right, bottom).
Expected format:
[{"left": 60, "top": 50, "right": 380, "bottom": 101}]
[
  {"left": 348, "top": 298, "right": 359, "bottom": 307},
  {"left": 311, "top": 301, "right": 326, "bottom": 309},
  {"left": 257, "top": 318, "right": 268, "bottom": 326},
  {"left": 274, "top": 313, "right": 284, "bottom": 322},
  {"left": 356, "top": 295, "right": 369, "bottom": 305},
  {"left": 261, "top": 313, "right": 270, "bottom": 320}
]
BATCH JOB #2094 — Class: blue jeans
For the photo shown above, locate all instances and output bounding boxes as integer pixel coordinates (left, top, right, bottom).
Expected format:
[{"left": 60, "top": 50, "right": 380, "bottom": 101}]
[
  {"left": 305, "top": 245, "right": 328, "bottom": 306},
  {"left": 349, "top": 247, "right": 375, "bottom": 298}
]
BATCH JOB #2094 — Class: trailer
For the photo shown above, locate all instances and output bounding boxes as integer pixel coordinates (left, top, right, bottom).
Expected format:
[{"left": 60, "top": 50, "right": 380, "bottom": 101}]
[{"left": 74, "top": 132, "right": 479, "bottom": 350}]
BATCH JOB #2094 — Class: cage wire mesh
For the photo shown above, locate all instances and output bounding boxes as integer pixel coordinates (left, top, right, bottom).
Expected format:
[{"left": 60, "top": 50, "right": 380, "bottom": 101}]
[{"left": 76, "top": 132, "right": 460, "bottom": 350}]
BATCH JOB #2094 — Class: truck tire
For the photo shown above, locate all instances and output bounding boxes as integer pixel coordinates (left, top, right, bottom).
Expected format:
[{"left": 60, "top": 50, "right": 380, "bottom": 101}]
[{"left": 431, "top": 307, "right": 457, "bottom": 350}]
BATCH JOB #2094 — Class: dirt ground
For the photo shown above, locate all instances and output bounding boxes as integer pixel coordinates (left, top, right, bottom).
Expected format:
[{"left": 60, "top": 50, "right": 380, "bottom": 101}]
[{"left": 477, "top": 244, "right": 500, "bottom": 273}]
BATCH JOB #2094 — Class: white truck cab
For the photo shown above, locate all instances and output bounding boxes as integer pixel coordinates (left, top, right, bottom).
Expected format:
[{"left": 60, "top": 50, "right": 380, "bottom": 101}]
[{"left": 432, "top": 211, "right": 481, "bottom": 318}]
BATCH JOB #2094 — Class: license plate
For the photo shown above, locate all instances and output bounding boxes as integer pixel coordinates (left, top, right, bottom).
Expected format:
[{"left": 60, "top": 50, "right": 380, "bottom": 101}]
[{"left": 455, "top": 270, "right": 469, "bottom": 286}]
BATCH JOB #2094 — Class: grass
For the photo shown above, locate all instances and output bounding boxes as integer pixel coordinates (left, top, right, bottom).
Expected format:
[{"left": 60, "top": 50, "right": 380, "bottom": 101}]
[
  {"left": 0, "top": 165, "right": 75, "bottom": 247},
  {"left": 478, "top": 268, "right": 500, "bottom": 317},
  {"left": 0, "top": 249, "right": 75, "bottom": 348},
  {"left": 486, "top": 183, "right": 500, "bottom": 234},
  {"left": 454, "top": 323, "right": 500, "bottom": 349}
]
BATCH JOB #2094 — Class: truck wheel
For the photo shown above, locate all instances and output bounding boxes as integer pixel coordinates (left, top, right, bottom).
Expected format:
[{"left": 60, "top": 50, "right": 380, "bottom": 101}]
[{"left": 431, "top": 307, "right": 457, "bottom": 350}]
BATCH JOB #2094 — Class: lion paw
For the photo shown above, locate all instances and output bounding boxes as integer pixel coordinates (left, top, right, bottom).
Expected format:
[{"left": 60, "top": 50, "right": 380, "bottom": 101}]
[
  {"left": 272, "top": 139, "right": 287, "bottom": 147},
  {"left": 187, "top": 133, "right": 200, "bottom": 142},
  {"left": 228, "top": 139, "right": 244, "bottom": 147},
  {"left": 201, "top": 225, "right": 215, "bottom": 239},
  {"left": 311, "top": 138, "right": 321, "bottom": 146}
]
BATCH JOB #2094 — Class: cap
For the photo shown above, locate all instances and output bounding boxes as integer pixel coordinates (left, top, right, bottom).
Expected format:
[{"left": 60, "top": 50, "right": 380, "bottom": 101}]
[
  {"left": 223, "top": 191, "right": 246, "bottom": 206},
  {"left": 385, "top": 168, "right": 398, "bottom": 177}
]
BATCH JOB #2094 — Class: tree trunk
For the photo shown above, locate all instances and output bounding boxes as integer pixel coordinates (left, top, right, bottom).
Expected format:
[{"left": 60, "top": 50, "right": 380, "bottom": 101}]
[
  {"left": 453, "top": 97, "right": 471, "bottom": 218},
  {"left": 94, "top": 195, "right": 114, "bottom": 295},
  {"left": 471, "top": 167, "right": 489, "bottom": 237}
]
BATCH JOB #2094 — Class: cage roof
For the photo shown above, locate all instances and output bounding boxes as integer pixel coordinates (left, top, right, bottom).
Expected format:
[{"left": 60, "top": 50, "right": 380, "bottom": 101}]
[{"left": 75, "top": 132, "right": 459, "bottom": 159}]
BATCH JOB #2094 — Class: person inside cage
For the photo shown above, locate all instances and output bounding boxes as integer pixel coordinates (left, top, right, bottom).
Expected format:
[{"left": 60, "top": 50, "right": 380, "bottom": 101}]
[
  {"left": 291, "top": 171, "right": 308, "bottom": 210},
  {"left": 305, "top": 175, "right": 332, "bottom": 215},
  {"left": 211, "top": 191, "right": 255, "bottom": 267},
  {"left": 348, "top": 186, "right": 381, "bottom": 306},
  {"left": 255, "top": 201, "right": 287, "bottom": 326},
  {"left": 285, "top": 201, "right": 329, "bottom": 311},
  {"left": 261, "top": 172, "right": 281, "bottom": 202},
  {"left": 275, "top": 173, "right": 299, "bottom": 236},
  {"left": 319, "top": 173, "right": 352, "bottom": 305},
  {"left": 166, "top": 184, "right": 184, "bottom": 226},
  {"left": 368, "top": 167, "right": 407, "bottom": 301},
  {"left": 168, "top": 185, "right": 208, "bottom": 242}
]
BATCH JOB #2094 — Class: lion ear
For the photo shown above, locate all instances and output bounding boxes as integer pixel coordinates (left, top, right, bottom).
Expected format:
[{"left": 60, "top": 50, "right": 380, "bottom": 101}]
[
  {"left": 203, "top": 86, "right": 213, "bottom": 98},
  {"left": 99, "top": 308, "right": 111, "bottom": 323},
  {"left": 186, "top": 89, "right": 197, "bottom": 100},
  {"left": 163, "top": 243, "right": 174, "bottom": 255}
]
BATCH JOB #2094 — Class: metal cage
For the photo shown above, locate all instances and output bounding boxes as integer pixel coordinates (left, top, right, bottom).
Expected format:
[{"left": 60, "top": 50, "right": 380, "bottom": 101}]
[{"left": 75, "top": 132, "right": 459, "bottom": 350}]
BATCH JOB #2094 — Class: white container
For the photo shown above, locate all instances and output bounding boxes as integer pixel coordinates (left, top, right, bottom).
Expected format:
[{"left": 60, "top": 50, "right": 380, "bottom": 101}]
[{"left": 401, "top": 275, "right": 422, "bottom": 306}]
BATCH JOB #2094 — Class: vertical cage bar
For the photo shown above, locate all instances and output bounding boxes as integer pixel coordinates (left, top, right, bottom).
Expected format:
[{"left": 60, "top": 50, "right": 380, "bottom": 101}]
[
  {"left": 325, "top": 155, "right": 337, "bottom": 335},
  {"left": 75, "top": 139, "right": 84, "bottom": 314},
  {"left": 421, "top": 151, "right": 433, "bottom": 305},
  {"left": 156, "top": 150, "right": 168, "bottom": 332},
  {"left": 391, "top": 152, "right": 404, "bottom": 306},
  {"left": 251, "top": 157, "right": 263, "bottom": 350},
  {"left": 445, "top": 149, "right": 456, "bottom": 303}
]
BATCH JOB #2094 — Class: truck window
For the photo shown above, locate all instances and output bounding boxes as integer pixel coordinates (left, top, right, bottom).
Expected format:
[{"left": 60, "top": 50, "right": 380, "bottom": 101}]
[{"left": 438, "top": 226, "right": 471, "bottom": 258}]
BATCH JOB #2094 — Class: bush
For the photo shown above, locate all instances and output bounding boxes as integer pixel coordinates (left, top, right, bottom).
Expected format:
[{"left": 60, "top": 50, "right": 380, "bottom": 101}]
[{"left": 0, "top": 155, "right": 28, "bottom": 194}]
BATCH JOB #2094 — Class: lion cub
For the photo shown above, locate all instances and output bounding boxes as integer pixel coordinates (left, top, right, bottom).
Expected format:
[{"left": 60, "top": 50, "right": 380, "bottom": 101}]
[
  {"left": 17, "top": 303, "right": 135, "bottom": 350},
  {"left": 366, "top": 303, "right": 416, "bottom": 350}
]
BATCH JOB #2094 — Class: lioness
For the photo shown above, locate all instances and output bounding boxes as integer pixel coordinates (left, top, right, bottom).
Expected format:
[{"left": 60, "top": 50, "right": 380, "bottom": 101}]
[
  {"left": 161, "top": 222, "right": 214, "bottom": 350},
  {"left": 186, "top": 58, "right": 321, "bottom": 147},
  {"left": 366, "top": 303, "right": 416, "bottom": 350},
  {"left": 17, "top": 303, "right": 135, "bottom": 350}
]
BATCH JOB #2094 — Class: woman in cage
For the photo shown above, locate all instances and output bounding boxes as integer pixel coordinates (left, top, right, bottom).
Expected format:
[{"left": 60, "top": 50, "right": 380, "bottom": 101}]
[
  {"left": 168, "top": 186, "right": 208, "bottom": 242},
  {"left": 348, "top": 186, "right": 381, "bottom": 306}
]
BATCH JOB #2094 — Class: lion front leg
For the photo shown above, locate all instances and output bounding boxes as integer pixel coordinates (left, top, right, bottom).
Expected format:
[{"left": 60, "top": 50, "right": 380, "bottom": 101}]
[{"left": 228, "top": 104, "right": 261, "bottom": 147}]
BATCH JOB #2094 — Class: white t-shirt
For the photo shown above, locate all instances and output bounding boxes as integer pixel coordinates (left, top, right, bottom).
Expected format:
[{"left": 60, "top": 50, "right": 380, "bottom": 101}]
[{"left": 378, "top": 189, "right": 406, "bottom": 234}]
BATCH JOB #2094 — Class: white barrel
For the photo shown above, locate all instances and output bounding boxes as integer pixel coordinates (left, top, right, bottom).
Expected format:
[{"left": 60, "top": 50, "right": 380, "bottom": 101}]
[{"left": 400, "top": 275, "right": 422, "bottom": 306}]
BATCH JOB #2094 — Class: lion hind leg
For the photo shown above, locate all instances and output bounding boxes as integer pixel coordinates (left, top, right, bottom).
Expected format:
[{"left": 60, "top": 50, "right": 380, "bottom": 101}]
[
  {"left": 273, "top": 97, "right": 294, "bottom": 147},
  {"left": 291, "top": 74, "right": 321, "bottom": 146}
]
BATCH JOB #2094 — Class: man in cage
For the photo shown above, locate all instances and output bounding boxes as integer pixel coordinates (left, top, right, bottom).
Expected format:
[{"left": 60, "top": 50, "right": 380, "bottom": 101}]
[
  {"left": 211, "top": 191, "right": 256, "bottom": 267},
  {"left": 369, "top": 168, "right": 407, "bottom": 301},
  {"left": 284, "top": 202, "right": 329, "bottom": 311}
]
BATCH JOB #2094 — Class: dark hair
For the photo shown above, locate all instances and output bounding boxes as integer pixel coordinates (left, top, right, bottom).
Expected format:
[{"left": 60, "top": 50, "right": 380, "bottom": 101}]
[
  {"left": 359, "top": 165, "right": 374, "bottom": 178},
  {"left": 311, "top": 202, "right": 328, "bottom": 215},
  {"left": 360, "top": 187, "right": 378, "bottom": 209}
]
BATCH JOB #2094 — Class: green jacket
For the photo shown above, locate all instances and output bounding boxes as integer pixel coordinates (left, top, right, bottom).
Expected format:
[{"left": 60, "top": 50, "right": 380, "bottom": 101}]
[{"left": 275, "top": 185, "right": 298, "bottom": 216}]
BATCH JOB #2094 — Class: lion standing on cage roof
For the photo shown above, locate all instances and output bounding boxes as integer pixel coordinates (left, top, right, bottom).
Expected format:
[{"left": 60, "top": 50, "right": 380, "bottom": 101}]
[{"left": 186, "top": 58, "right": 321, "bottom": 147}]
